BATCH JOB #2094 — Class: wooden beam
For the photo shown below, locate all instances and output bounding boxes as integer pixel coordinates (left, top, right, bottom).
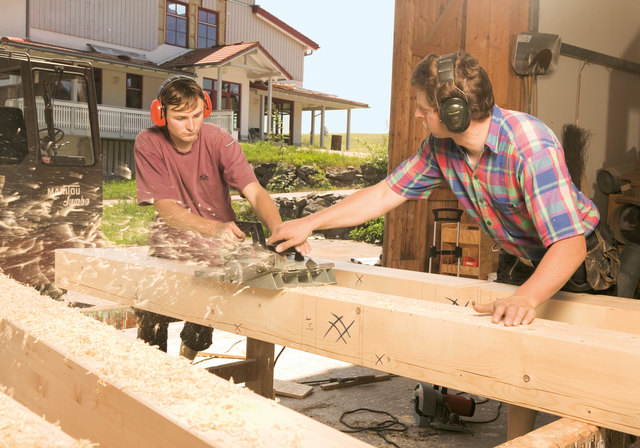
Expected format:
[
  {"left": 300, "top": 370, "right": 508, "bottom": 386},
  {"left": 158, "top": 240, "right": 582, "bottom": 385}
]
[
  {"left": 323, "top": 259, "right": 640, "bottom": 334},
  {"left": 495, "top": 418, "right": 604, "bottom": 448},
  {"left": 0, "top": 273, "right": 372, "bottom": 448},
  {"left": 0, "top": 390, "right": 91, "bottom": 447},
  {"left": 56, "top": 247, "right": 640, "bottom": 436}
]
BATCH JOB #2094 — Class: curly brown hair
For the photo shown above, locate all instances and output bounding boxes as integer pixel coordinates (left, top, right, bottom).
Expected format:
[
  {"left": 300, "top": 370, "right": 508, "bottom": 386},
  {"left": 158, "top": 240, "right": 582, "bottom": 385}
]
[{"left": 411, "top": 50, "right": 494, "bottom": 121}]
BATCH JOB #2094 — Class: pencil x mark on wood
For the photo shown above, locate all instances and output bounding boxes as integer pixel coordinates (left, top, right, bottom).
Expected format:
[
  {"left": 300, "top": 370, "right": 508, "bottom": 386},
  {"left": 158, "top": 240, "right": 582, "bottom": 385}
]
[
  {"left": 324, "top": 313, "right": 354, "bottom": 344},
  {"left": 355, "top": 274, "right": 363, "bottom": 286}
]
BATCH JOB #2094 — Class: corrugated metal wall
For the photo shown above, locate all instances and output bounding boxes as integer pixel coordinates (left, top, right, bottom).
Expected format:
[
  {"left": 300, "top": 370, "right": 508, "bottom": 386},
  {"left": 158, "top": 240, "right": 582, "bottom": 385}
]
[
  {"left": 102, "top": 139, "right": 135, "bottom": 180},
  {"left": 30, "top": 0, "right": 158, "bottom": 51},
  {"left": 226, "top": 1, "right": 305, "bottom": 81}
]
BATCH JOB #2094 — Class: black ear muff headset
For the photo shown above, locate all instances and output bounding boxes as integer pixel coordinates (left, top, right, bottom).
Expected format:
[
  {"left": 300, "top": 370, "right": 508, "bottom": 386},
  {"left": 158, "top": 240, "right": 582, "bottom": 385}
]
[
  {"left": 435, "top": 53, "right": 470, "bottom": 133},
  {"left": 150, "top": 75, "right": 212, "bottom": 127}
]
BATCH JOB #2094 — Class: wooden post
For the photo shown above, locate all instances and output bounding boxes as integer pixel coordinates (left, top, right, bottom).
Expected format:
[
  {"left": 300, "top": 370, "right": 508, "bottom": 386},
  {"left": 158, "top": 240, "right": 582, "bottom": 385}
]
[{"left": 245, "top": 338, "right": 275, "bottom": 399}]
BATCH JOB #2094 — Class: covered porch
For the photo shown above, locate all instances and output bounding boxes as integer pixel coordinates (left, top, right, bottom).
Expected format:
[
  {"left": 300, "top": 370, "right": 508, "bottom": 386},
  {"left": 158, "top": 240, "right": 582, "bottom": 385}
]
[{"left": 250, "top": 81, "right": 369, "bottom": 150}]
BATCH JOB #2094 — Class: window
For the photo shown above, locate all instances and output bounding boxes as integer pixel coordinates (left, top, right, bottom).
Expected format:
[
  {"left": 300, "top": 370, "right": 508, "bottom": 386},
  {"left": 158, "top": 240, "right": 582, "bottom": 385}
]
[
  {"left": 166, "top": 1, "right": 188, "bottom": 47},
  {"left": 32, "top": 69, "right": 95, "bottom": 166},
  {"left": 203, "top": 78, "right": 241, "bottom": 130},
  {"left": 0, "top": 69, "right": 28, "bottom": 165},
  {"left": 265, "top": 99, "right": 293, "bottom": 144},
  {"left": 197, "top": 8, "right": 218, "bottom": 48},
  {"left": 125, "top": 74, "right": 142, "bottom": 109}
]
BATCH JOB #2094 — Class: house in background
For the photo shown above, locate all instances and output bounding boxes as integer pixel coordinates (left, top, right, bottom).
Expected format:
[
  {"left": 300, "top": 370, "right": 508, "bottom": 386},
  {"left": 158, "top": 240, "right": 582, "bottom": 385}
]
[{"left": 0, "top": 0, "right": 368, "bottom": 177}]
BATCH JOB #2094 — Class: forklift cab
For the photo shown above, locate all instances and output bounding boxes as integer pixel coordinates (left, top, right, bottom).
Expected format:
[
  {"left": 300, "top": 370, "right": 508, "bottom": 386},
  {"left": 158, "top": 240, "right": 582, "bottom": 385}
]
[{"left": 0, "top": 51, "right": 102, "bottom": 295}]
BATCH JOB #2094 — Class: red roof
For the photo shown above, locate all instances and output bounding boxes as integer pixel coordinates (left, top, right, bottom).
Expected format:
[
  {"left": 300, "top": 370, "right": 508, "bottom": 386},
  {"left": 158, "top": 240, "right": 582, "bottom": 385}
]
[
  {"left": 252, "top": 6, "right": 319, "bottom": 51},
  {"left": 163, "top": 41, "right": 292, "bottom": 80}
]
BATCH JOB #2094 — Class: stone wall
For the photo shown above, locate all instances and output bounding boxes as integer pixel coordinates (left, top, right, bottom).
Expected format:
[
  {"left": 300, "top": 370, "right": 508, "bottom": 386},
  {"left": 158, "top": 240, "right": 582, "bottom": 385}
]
[
  {"left": 272, "top": 192, "right": 355, "bottom": 240},
  {"left": 252, "top": 163, "right": 386, "bottom": 190}
]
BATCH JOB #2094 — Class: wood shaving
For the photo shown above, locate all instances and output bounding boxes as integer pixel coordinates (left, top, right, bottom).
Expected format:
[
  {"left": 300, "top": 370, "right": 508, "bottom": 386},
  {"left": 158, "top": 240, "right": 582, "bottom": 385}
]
[
  {"left": 0, "top": 274, "right": 306, "bottom": 447},
  {"left": 0, "top": 387, "right": 97, "bottom": 448}
]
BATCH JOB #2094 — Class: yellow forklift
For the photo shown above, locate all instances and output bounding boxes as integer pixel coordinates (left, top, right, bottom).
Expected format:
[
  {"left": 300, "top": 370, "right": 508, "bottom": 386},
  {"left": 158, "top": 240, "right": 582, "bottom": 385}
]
[{"left": 0, "top": 50, "right": 102, "bottom": 297}]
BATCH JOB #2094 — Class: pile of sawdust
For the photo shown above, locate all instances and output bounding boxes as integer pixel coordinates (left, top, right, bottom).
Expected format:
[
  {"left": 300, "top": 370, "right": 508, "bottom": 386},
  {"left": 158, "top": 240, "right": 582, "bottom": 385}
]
[
  {"left": 0, "top": 386, "right": 96, "bottom": 447},
  {"left": 0, "top": 273, "right": 304, "bottom": 447}
]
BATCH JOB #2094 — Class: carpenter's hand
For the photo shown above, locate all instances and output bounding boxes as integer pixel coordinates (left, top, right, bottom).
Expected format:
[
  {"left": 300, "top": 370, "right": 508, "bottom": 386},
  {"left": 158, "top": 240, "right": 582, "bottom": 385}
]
[
  {"left": 294, "top": 239, "right": 312, "bottom": 257},
  {"left": 473, "top": 295, "right": 537, "bottom": 326},
  {"left": 267, "top": 219, "right": 314, "bottom": 255},
  {"left": 215, "top": 221, "right": 246, "bottom": 245}
]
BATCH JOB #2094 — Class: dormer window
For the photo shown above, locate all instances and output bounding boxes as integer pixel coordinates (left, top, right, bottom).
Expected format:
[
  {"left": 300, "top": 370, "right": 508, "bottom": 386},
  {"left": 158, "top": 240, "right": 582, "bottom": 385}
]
[
  {"left": 166, "top": 1, "right": 188, "bottom": 48},
  {"left": 197, "top": 8, "right": 218, "bottom": 49}
]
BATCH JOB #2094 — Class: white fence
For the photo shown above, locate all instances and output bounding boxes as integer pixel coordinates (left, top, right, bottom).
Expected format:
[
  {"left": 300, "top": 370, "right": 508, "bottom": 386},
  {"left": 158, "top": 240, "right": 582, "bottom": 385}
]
[{"left": 29, "top": 99, "right": 235, "bottom": 140}]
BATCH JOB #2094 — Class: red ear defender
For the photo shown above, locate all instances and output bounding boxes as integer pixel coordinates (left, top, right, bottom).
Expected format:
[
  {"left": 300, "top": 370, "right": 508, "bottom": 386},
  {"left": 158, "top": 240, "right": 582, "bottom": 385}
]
[
  {"left": 202, "top": 92, "right": 212, "bottom": 118},
  {"left": 150, "top": 98, "right": 166, "bottom": 127}
]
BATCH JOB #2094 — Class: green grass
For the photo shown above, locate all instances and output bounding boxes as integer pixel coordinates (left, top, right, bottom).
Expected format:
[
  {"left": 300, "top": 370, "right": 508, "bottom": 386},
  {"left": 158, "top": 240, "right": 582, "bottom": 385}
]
[
  {"left": 300, "top": 133, "right": 388, "bottom": 152},
  {"left": 103, "top": 179, "right": 137, "bottom": 200},
  {"left": 242, "top": 140, "right": 367, "bottom": 167},
  {"left": 102, "top": 201, "right": 154, "bottom": 246}
]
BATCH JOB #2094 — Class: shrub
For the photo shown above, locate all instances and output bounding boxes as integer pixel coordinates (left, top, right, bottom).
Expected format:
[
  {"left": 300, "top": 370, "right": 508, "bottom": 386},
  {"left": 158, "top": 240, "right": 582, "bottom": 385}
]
[
  {"left": 358, "top": 136, "right": 389, "bottom": 174},
  {"left": 349, "top": 217, "right": 384, "bottom": 245}
]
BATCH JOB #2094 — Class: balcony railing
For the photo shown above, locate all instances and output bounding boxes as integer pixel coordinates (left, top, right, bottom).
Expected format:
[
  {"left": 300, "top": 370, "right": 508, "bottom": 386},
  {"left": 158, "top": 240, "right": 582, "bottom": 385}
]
[{"left": 26, "top": 99, "right": 235, "bottom": 140}]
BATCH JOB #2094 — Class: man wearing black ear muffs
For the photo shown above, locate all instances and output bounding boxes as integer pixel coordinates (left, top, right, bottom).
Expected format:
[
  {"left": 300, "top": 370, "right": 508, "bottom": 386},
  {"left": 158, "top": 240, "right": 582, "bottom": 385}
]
[{"left": 269, "top": 50, "right": 618, "bottom": 328}]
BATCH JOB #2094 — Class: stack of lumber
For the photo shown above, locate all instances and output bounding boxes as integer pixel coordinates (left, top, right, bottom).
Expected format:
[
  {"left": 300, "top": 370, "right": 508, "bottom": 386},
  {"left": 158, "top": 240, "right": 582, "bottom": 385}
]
[{"left": 0, "top": 273, "right": 372, "bottom": 448}]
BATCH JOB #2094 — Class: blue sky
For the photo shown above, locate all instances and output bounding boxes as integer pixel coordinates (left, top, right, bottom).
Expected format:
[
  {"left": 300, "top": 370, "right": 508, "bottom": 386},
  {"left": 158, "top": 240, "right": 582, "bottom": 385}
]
[{"left": 255, "top": 1, "right": 395, "bottom": 134}]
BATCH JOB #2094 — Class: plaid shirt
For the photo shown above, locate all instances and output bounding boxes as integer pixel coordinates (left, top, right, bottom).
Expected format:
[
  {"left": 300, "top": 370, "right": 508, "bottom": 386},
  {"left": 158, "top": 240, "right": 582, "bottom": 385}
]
[{"left": 386, "top": 105, "right": 599, "bottom": 261}]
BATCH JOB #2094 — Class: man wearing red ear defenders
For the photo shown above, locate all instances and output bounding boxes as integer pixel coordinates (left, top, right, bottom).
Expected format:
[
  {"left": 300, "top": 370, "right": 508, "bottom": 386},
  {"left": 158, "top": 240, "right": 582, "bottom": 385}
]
[{"left": 134, "top": 75, "right": 309, "bottom": 359}]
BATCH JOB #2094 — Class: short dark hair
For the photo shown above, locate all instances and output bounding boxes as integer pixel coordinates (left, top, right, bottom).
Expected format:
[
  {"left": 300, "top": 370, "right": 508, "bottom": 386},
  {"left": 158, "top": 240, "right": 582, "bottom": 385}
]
[
  {"left": 411, "top": 50, "right": 495, "bottom": 121},
  {"left": 159, "top": 76, "right": 206, "bottom": 113}
]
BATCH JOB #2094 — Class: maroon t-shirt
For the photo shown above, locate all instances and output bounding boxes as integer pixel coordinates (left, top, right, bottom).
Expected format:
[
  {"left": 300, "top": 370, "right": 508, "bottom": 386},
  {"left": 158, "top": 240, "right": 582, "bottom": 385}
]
[{"left": 134, "top": 123, "right": 257, "bottom": 223}]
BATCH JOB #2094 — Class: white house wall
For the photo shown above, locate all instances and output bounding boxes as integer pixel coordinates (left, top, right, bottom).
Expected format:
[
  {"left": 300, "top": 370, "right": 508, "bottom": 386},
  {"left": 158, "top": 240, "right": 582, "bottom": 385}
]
[
  {"left": 226, "top": 1, "right": 306, "bottom": 83},
  {"left": 29, "top": 0, "right": 158, "bottom": 51},
  {"left": 537, "top": 0, "right": 640, "bottom": 214},
  {"left": 2, "top": 0, "right": 27, "bottom": 37}
]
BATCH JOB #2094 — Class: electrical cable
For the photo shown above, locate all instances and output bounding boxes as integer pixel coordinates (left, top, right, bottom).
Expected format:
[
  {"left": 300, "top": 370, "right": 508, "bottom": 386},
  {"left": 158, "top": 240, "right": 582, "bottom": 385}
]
[
  {"left": 339, "top": 408, "right": 408, "bottom": 448},
  {"left": 455, "top": 392, "right": 503, "bottom": 424},
  {"left": 274, "top": 345, "right": 285, "bottom": 366}
]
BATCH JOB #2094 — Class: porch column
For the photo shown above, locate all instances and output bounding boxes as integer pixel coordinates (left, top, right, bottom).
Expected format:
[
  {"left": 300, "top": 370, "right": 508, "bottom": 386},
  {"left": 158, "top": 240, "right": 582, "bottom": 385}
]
[
  {"left": 309, "top": 111, "right": 315, "bottom": 146},
  {"left": 320, "top": 106, "right": 326, "bottom": 148},
  {"left": 216, "top": 66, "right": 223, "bottom": 111},
  {"left": 266, "top": 76, "right": 273, "bottom": 138},
  {"left": 346, "top": 109, "right": 352, "bottom": 151},
  {"left": 259, "top": 95, "right": 265, "bottom": 140}
]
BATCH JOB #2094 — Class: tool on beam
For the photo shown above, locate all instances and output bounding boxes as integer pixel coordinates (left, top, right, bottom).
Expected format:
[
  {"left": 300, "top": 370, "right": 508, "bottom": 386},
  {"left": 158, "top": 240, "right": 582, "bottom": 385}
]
[
  {"left": 194, "top": 221, "right": 336, "bottom": 290},
  {"left": 413, "top": 383, "right": 475, "bottom": 433}
]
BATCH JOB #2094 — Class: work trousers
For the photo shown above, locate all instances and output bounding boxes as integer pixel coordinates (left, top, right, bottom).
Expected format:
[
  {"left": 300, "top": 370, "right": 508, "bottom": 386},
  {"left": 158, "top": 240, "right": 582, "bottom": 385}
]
[{"left": 135, "top": 309, "right": 213, "bottom": 352}]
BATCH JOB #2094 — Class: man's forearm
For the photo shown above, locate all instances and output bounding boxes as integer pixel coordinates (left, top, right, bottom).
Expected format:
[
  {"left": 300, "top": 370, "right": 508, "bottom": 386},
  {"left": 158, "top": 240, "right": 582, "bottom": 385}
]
[
  {"left": 306, "top": 181, "right": 407, "bottom": 231},
  {"left": 516, "top": 234, "right": 587, "bottom": 306}
]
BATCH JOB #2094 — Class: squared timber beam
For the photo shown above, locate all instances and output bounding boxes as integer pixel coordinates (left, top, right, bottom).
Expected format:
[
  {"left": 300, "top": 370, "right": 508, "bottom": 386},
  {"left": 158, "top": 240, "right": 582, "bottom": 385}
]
[
  {"left": 0, "top": 273, "right": 372, "bottom": 448},
  {"left": 324, "top": 259, "right": 640, "bottom": 334},
  {"left": 55, "top": 247, "right": 640, "bottom": 437}
]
